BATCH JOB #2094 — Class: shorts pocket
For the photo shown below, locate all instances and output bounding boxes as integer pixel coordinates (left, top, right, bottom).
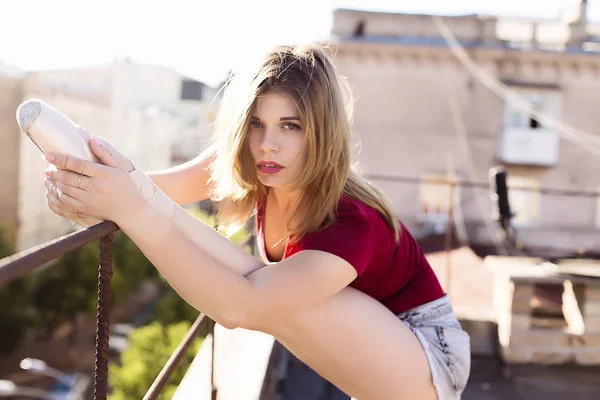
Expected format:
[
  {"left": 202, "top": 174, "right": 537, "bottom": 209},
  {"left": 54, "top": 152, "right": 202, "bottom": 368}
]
[{"left": 434, "top": 325, "right": 471, "bottom": 393}]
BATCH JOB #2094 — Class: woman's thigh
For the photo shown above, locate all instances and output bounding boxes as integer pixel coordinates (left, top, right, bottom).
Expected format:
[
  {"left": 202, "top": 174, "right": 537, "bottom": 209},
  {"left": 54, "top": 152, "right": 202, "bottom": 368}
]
[{"left": 263, "top": 287, "right": 438, "bottom": 400}]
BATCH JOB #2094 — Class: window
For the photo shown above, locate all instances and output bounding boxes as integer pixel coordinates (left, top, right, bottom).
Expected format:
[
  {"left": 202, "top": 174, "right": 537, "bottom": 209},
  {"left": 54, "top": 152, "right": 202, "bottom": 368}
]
[
  {"left": 500, "top": 88, "right": 561, "bottom": 166},
  {"left": 529, "top": 97, "right": 544, "bottom": 129},
  {"left": 418, "top": 174, "right": 459, "bottom": 232},
  {"left": 180, "top": 79, "right": 204, "bottom": 101},
  {"left": 504, "top": 90, "right": 560, "bottom": 131},
  {"left": 507, "top": 175, "right": 541, "bottom": 226},
  {"left": 353, "top": 21, "right": 365, "bottom": 37}
]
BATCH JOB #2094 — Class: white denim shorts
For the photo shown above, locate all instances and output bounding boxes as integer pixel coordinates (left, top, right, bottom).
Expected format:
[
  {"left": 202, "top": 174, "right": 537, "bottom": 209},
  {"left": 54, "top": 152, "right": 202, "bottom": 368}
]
[{"left": 397, "top": 294, "right": 471, "bottom": 399}]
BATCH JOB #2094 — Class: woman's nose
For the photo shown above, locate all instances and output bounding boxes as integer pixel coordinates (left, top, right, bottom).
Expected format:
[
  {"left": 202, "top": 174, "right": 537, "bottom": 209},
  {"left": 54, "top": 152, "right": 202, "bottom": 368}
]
[{"left": 260, "top": 128, "right": 279, "bottom": 152}]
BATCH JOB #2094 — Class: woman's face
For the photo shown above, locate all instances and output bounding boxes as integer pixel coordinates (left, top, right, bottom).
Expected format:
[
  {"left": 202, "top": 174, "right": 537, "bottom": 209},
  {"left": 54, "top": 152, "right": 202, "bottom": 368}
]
[{"left": 247, "top": 91, "right": 308, "bottom": 192}]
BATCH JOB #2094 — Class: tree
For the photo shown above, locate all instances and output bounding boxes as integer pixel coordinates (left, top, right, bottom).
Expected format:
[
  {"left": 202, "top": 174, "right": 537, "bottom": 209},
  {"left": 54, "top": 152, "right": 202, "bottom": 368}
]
[
  {"left": 0, "top": 225, "right": 13, "bottom": 259},
  {"left": 0, "top": 205, "right": 254, "bottom": 354},
  {"left": 149, "top": 280, "right": 199, "bottom": 326},
  {"left": 187, "top": 207, "right": 253, "bottom": 254},
  {"left": 30, "top": 242, "right": 100, "bottom": 334},
  {"left": 109, "top": 321, "right": 203, "bottom": 400},
  {"left": 0, "top": 276, "right": 39, "bottom": 353},
  {"left": 0, "top": 225, "right": 39, "bottom": 353},
  {"left": 110, "top": 231, "right": 159, "bottom": 308},
  {"left": 110, "top": 207, "right": 253, "bottom": 399}
]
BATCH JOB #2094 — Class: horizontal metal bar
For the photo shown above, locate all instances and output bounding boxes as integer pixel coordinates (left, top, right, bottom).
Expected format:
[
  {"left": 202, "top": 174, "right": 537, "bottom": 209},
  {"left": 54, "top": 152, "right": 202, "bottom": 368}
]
[
  {"left": 364, "top": 174, "right": 600, "bottom": 198},
  {"left": 143, "top": 313, "right": 207, "bottom": 400},
  {"left": 0, "top": 221, "right": 119, "bottom": 285}
]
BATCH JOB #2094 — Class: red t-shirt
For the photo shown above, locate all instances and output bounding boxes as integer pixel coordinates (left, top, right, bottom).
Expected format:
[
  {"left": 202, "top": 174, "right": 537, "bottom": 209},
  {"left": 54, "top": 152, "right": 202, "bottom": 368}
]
[{"left": 256, "top": 195, "right": 445, "bottom": 315}]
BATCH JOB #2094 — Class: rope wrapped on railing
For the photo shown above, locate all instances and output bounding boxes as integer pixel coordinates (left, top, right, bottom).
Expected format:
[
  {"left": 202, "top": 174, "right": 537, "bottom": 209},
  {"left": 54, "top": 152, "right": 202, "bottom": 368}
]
[
  {"left": 93, "top": 233, "right": 114, "bottom": 400},
  {"left": 210, "top": 319, "right": 218, "bottom": 400}
]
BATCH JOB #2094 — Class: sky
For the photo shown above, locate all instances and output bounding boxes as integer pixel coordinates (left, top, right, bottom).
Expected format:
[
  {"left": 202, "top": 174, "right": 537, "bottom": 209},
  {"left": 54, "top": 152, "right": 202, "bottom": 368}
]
[{"left": 0, "top": 0, "right": 597, "bottom": 87}]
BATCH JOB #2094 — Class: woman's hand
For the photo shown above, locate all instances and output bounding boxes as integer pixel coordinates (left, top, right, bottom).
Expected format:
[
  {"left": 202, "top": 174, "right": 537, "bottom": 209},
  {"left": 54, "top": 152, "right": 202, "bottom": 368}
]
[
  {"left": 93, "top": 136, "right": 135, "bottom": 172},
  {"left": 43, "top": 135, "right": 145, "bottom": 224}
]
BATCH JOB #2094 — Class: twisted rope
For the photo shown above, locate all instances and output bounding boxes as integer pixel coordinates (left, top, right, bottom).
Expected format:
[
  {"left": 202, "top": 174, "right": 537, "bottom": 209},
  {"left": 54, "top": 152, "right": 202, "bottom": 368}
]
[
  {"left": 87, "top": 229, "right": 212, "bottom": 400},
  {"left": 93, "top": 233, "right": 114, "bottom": 400}
]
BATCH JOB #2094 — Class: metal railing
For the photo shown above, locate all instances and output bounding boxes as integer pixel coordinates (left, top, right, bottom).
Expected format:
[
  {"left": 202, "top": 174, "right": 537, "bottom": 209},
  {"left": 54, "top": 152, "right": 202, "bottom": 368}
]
[{"left": 0, "top": 221, "right": 217, "bottom": 400}]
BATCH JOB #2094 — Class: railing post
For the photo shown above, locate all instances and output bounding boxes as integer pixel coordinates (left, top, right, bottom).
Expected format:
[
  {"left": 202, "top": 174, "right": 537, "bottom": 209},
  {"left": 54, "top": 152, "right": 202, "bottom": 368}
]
[
  {"left": 210, "top": 319, "right": 218, "bottom": 400},
  {"left": 143, "top": 314, "right": 207, "bottom": 400},
  {"left": 93, "top": 233, "right": 114, "bottom": 400}
]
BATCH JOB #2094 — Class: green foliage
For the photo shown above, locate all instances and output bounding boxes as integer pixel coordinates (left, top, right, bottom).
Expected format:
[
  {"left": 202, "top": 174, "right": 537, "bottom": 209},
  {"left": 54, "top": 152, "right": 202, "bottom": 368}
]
[
  {"left": 30, "top": 242, "right": 100, "bottom": 334},
  {"left": 0, "top": 276, "right": 39, "bottom": 353},
  {"left": 108, "top": 321, "right": 203, "bottom": 400},
  {"left": 0, "top": 226, "right": 38, "bottom": 353},
  {"left": 187, "top": 207, "right": 253, "bottom": 253},
  {"left": 0, "top": 225, "right": 13, "bottom": 259},
  {"left": 150, "top": 280, "right": 199, "bottom": 326},
  {"left": 0, "top": 205, "right": 255, "bottom": 355},
  {"left": 0, "top": 229, "right": 162, "bottom": 353},
  {"left": 108, "top": 206, "right": 254, "bottom": 399},
  {"left": 110, "top": 231, "right": 159, "bottom": 308}
]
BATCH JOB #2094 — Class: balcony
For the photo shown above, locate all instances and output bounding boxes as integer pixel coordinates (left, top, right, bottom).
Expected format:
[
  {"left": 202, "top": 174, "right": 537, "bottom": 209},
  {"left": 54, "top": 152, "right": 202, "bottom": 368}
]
[
  {"left": 0, "top": 221, "right": 352, "bottom": 400},
  {"left": 0, "top": 222, "right": 275, "bottom": 400},
  {"left": 4, "top": 209, "right": 600, "bottom": 398},
  {"left": 498, "top": 127, "right": 560, "bottom": 167}
]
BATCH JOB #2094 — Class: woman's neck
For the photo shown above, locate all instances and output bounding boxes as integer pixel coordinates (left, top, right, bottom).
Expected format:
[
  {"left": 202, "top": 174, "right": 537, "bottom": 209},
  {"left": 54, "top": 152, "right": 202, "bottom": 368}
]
[{"left": 268, "top": 187, "right": 302, "bottom": 217}]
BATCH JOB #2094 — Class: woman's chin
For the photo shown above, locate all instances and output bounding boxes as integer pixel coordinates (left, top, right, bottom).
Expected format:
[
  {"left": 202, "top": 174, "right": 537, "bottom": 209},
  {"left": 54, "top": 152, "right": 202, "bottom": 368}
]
[
  {"left": 257, "top": 176, "right": 297, "bottom": 192},
  {"left": 257, "top": 175, "right": 283, "bottom": 187}
]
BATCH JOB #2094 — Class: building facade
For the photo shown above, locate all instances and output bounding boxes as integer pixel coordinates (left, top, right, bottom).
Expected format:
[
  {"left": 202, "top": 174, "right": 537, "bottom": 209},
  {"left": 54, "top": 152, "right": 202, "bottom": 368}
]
[
  {"left": 329, "top": 2, "right": 600, "bottom": 255},
  {"left": 0, "top": 60, "right": 217, "bottom": 251},
  {"left": 0, "top": 76, "right": 24, "bottom": 249}
]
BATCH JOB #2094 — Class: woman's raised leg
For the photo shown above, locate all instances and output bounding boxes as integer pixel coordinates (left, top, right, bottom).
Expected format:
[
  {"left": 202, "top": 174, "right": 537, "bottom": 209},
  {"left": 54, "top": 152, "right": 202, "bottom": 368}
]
[{"left": 258, "top": 287, "right": 438, "bottom": 400}]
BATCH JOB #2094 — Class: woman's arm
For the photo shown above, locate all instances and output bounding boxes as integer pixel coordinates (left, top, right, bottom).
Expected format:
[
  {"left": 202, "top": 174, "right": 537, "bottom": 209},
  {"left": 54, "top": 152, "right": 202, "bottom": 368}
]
[
  {"left": 80, "top": 140, "right": 259, "bottom": 278},
  {"left": 119, "top": 202, "right": 357, "bottom": 330},
  {"left": 44, "top": 142, "right": 357, "bottom": 330},
  {"left": 147, "top": 147, "right": 216, "bottom": 205},
  {"left": 97, "top": 137, "right": 215, "bottom": 205}
]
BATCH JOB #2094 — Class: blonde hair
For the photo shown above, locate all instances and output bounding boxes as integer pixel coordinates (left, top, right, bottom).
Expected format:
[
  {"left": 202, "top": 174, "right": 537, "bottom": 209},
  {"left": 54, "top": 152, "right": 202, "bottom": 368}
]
[{"left": 209, "top": 44, "right": 400, "bottom": 243}]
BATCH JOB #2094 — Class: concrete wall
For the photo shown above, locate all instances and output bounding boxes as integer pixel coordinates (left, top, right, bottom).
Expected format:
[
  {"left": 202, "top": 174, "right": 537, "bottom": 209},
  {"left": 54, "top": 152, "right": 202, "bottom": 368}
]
[
  {"left": 0, "top": 77, "right": 24, "bottom": 247},
  {"left": 9, "top": 63, "right": 217, "bottom": 251},
  {"left": 15, "top": 79, "right": 183, "bottom": 250},
  {"left": 33, "top": 63, "right": 218, "bottom": 162},
  {"left": 331, "top": 37, "right": 600, "bottom": 252},
  {"left": 331, "top": 9, "right": 494, "bottom": 42}
]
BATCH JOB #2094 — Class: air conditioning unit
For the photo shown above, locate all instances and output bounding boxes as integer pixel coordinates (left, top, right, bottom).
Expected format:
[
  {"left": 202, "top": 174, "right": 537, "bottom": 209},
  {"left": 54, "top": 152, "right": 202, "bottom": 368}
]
[{"left": 499, "top": 127, "right": 559, "bottom": 166}]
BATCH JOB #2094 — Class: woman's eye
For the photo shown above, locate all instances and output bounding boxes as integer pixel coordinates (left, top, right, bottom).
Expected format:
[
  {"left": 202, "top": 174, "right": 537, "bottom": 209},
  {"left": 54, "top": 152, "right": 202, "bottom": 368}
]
[
  {"left": 283, "top": 123, "right": 301, "bottom": 131},
  {"left": 250, "top": 121, "right": 262, "bottom": 129}
]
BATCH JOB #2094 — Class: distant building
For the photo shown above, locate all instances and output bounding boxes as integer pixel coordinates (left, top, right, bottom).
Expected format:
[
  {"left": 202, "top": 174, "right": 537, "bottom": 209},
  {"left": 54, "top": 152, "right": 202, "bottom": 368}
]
[
  {"left": 0, "top": 60, "right": 218, "bottom": 251},
  {"left": 329, "top": 1, "right": 600, "bottom": 255},
  {"left": 0, "top": 59, "right": 25, "bottom": 78},
  {"left": 0, "top": 76, "right": 24, "bottom": 250}
]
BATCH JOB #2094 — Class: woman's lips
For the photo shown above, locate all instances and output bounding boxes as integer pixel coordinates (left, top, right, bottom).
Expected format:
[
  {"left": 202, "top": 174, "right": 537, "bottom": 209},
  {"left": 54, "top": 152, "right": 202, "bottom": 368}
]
[{"left": 257, "top": 161, "right": 284, "bottom": 174}]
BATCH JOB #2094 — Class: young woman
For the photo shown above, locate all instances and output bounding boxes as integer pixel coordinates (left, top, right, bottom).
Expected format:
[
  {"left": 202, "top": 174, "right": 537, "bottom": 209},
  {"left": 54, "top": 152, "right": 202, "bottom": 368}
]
[{"left": 42, "top": 44, "right": 470, "bottom": 399}]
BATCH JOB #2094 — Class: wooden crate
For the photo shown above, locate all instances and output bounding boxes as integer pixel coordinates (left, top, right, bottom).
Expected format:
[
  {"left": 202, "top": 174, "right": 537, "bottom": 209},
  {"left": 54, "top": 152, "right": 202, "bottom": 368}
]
[{"left": 487, "top": 256, "right": 600, "bottom": 365}]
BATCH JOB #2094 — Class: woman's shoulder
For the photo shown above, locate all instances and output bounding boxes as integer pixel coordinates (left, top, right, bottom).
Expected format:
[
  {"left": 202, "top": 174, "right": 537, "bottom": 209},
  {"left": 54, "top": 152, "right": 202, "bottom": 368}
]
[
  {"left": 336, "top": 195, "right": 379, "bottom": 223},
  {"left": 303, "top": 195, "right": 381, "bottom": 238},
  {"left": 292, "top": 195, "right": 383, "bottom": 275}
]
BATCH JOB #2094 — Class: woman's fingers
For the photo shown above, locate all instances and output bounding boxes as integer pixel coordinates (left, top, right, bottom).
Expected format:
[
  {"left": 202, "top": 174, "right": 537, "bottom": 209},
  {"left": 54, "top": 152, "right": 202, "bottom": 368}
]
[
  {"left": 44, "top": 177, "right": 87, "bottom": 218},
  {"left": 93, "top": 136, "right": 135, "bottom": 172},
  {"left": 42, "top": 152, "right": 107, "bottom": 178},
  {"left": 89, "top": 135, "right": 125, "bottom": 170},
  {"left": 47, "top": 168, "right": 94, "bottom": 191},
  {"left": 47, "top": 199, "right": 86, "bottom": 220}
]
